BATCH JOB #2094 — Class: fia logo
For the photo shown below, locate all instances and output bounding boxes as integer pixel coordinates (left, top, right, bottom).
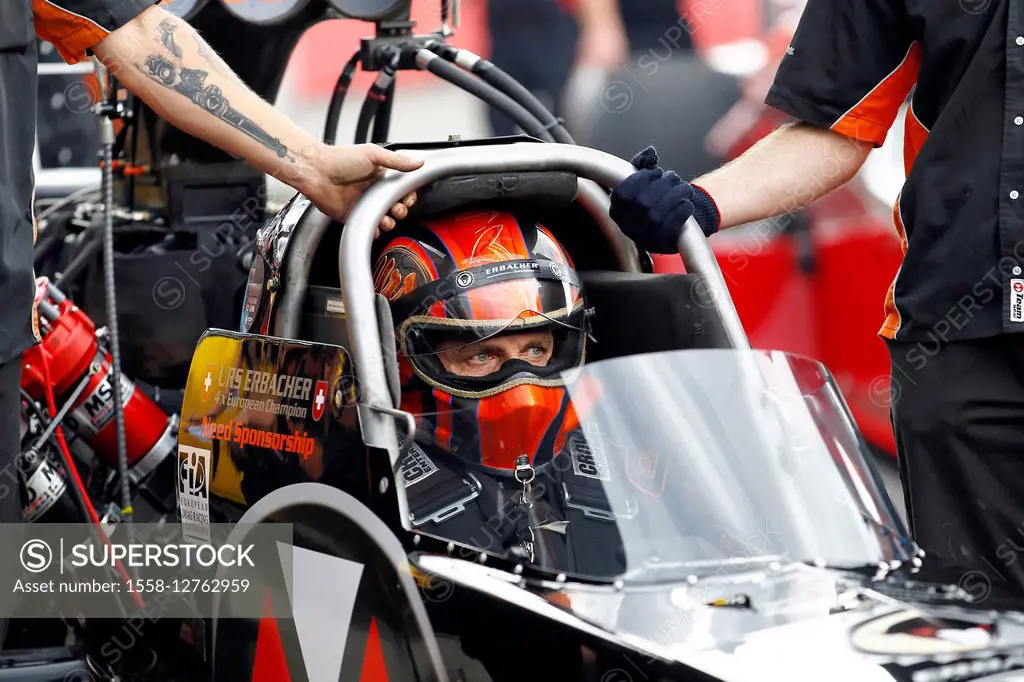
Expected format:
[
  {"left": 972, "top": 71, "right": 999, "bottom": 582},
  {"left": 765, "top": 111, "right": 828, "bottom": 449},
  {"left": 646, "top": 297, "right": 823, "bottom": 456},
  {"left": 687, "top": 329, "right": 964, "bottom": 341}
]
[
  {"left": 179, "top": 447, "right": 209, "bottom": 497},
  {"left": 312, "top": 380, "right": 328, "bottom": 422}
]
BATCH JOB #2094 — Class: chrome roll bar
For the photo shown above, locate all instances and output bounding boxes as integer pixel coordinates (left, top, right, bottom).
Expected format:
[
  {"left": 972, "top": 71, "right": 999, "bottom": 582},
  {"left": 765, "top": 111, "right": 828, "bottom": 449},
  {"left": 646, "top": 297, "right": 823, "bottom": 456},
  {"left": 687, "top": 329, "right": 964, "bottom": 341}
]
[
  {"left": 272, "top": 165, "right": 640, "bottom": 340},
  {"left": 338, "top": 143, "right": 751, "bottom": 447},
  {"left": 275, "top": 208, "right": 331, "bottom": 340}
]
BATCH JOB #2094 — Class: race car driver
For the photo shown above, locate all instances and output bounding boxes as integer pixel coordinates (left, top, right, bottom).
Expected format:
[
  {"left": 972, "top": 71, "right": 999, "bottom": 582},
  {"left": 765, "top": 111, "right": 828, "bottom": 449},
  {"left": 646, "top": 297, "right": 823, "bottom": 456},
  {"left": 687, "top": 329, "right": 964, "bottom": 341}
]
[
  {"left": 606, "top": 0, "right": 1024, "bottom": 597},
  {"left": 0, "top": 0, "right": 421, "bottom": 643},
  {"left": 372, "top": 208, "right": 628, "bottom": 576}
]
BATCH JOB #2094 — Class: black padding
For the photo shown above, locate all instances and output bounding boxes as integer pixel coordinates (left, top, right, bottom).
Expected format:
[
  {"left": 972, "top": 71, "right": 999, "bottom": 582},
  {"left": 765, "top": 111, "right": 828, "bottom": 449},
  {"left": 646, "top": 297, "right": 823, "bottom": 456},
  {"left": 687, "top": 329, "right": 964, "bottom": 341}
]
[
  {"left": 406, "top": 172, "right": 579, "bottom": 222},
  {"left": 580, "top": 270, "right": 732, "bottom": 362},
  {"left": 300, "top": 285, "right": 348, "bottom": 347}
]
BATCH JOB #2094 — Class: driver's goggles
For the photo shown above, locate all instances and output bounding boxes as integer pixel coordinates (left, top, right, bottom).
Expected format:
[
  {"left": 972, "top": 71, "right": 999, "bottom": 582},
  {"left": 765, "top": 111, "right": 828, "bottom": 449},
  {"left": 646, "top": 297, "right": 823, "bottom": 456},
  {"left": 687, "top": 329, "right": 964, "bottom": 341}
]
[{"left": 389, "top": 259, "right": 589, "bottom": 397}]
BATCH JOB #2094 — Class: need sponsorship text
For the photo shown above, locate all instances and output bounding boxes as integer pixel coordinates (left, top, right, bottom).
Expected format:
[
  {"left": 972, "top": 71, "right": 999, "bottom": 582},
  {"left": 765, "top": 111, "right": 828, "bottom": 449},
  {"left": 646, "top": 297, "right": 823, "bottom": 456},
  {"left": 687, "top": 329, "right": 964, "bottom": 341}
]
[{"left": 201, "top": 417, "right": 316, "bottom": 458}]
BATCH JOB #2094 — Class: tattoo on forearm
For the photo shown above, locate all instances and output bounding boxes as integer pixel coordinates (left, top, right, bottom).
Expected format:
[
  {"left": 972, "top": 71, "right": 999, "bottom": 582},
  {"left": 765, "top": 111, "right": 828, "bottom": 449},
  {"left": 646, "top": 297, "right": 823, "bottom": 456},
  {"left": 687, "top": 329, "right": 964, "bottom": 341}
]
[
  {"left": 157, "top": 19, "right": 182, "bottom": 59},
  {"left": 139, "top": 17, "right": 294, "bottom": 161}
]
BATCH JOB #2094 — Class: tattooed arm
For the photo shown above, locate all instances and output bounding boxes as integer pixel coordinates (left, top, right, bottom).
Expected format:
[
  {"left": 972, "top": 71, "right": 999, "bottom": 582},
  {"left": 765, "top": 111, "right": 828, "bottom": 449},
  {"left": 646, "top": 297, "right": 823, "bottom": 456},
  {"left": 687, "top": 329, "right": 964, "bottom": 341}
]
[{"left": 92, "top": 6, "right": 421, "bottom": 227}]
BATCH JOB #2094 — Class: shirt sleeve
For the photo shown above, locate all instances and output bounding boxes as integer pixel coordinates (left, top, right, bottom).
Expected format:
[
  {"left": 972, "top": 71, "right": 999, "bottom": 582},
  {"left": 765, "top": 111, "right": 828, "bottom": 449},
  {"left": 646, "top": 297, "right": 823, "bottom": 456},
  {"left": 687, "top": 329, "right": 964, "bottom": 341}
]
[
  {"left": 33, "top": 0, "right": 162, "bottom": 64},
  {"left": 764, "top": 0, "right": 920, "bottom": 147}
]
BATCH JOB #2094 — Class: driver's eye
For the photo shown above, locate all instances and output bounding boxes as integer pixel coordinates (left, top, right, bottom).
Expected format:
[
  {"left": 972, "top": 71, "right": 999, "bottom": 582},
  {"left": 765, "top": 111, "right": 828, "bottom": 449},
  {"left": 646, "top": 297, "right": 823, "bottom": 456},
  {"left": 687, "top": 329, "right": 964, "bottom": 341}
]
[
  {"left": 526, "top": 346, "right": 545, "bottom": 357},
  {"left": 469, "top": 352, "right": 491, "bottom": 365}
]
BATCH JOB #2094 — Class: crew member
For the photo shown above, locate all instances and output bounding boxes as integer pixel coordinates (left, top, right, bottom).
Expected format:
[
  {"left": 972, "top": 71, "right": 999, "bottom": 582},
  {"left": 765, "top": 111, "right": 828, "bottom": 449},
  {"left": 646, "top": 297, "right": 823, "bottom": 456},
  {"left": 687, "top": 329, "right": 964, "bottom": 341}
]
[
  {"left": 608, "top": 0, "right": 1024, "bottom": 596},
  {"left": 372, "top": 208, "right": 626, "bottom": 575},
  {"left": 0, "top": 0, "right": 422, "bottom": 643},
  {"left": 486, "top": 0, "right": 627, "bottom": 136}
]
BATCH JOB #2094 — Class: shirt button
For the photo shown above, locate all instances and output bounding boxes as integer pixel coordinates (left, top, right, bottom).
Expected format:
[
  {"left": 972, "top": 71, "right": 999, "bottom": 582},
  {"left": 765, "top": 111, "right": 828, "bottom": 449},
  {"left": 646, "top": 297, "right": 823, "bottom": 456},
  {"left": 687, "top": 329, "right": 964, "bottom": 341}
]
[
  {"left": 1013, "top": 190, "right": 1021, "bottom": 200},
  {"left": 1015, "top": 266, "right": 1022, "bottom": 275},
  {"left": 1017, "top": 36, "right": 1024, "bottom": 45},
  {"left": 1016, "top": 116, "right": 1024, "bottom": 125}
]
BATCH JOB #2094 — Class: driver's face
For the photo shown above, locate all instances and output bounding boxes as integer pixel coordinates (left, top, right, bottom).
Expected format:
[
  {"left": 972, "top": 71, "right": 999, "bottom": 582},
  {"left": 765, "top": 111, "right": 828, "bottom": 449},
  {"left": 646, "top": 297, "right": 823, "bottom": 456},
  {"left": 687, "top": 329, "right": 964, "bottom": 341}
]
[{"left": 435, "top": 330, "right": 555, "bottom": 377}]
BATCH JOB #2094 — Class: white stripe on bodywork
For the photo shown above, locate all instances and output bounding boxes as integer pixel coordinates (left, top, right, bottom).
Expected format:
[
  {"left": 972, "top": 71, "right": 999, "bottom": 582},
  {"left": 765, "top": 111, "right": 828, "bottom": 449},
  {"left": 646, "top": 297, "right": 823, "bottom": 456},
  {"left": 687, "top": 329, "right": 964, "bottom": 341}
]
[{"left": 278, "top": 543, "right": 365, "bottom": 682}]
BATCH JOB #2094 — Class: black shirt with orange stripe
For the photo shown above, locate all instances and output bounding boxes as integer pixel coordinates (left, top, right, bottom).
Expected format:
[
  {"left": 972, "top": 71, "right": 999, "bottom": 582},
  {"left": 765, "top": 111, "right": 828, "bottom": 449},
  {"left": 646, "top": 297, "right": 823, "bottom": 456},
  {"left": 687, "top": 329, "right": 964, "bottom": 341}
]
[
  {"left": 0, "top": 0, "right": 153, "bottom": 365},
  {"left": 765, "top": 0, "right": 1023, "bottom": 343}
]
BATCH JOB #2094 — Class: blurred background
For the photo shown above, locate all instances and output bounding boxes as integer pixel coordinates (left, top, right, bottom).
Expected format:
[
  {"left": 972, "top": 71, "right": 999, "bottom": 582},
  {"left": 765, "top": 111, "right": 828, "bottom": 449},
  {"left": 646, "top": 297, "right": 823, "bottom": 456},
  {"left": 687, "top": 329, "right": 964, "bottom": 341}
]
[{"left": 34, "top": 0, "right": 909, "bottom": 509}]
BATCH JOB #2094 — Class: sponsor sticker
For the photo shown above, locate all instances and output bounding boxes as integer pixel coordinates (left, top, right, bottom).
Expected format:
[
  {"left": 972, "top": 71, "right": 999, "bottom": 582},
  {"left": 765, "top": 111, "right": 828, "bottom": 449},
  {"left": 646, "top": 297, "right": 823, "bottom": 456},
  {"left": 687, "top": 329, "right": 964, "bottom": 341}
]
[
  {"left": 637, "top": 452, "right": 659, "bottom": 479},
  {"left": 483, "top": 261, "right": 540, "bottom": 278},
  {"left": 178, "top": 445, "right": 211, "bottom": 544},
  {"left": 325, "top": 297, "right": 345, "bottom": 315},
  {"left": 1012, "top": 279, "right": 1024, "bottom": 323},
  {"left": 240, "top": 255, "right": 264, "bottom": 333},
  {"left": 569, "top": 431, "right": 611, "bottom": 481},
  {"left": 400, "top": 442, "right": 438, "bottom": 486},
  {"left": 22, "top": 462, "right": 67, "bottom": 523},
  {"left": 70, "top": 364, "right": 135, "bottom": 436}
]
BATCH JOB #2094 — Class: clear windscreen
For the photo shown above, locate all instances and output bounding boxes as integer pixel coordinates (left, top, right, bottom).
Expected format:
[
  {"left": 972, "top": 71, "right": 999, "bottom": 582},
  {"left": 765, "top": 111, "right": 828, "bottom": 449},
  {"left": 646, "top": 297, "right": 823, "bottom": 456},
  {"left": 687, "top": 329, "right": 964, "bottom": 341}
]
[{"left": 399, "top": 349, "right": 912, "bottom": 584}]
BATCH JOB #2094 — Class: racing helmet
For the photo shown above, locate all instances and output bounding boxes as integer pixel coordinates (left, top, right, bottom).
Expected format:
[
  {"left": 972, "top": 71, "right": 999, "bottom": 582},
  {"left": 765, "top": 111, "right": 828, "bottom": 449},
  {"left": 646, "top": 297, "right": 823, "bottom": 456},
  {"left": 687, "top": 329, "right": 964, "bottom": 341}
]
[{"left": 373, "top": 209, "right": 591, "bottom": 472}]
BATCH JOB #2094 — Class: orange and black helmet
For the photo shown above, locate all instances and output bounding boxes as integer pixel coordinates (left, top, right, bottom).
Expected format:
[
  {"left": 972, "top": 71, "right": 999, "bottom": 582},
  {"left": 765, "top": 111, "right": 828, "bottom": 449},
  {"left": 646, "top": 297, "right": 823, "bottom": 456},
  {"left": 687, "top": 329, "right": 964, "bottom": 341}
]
[{"left": 373, "top": 208, "right": 591, "bottom": 472}]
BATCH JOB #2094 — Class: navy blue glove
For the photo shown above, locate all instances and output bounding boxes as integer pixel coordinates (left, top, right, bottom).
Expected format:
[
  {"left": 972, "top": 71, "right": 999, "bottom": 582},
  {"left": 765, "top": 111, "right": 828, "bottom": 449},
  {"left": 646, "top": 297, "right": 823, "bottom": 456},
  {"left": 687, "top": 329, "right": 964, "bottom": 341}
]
[{"left": 609, "top": 146, "right": 721, "bottom": 254}]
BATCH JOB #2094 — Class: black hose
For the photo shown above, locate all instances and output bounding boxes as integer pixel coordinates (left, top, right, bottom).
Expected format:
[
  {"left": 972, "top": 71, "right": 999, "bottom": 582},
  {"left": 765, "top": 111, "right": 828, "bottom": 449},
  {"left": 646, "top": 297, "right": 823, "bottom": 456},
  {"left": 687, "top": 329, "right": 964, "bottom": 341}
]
[
  {"left": 354, "top": 89, "right": 382, "bottom": 145},
  {"left": 476, "top": 62, "right": 574, "bottom": 143},
  {"left": 323, "top": 50, "right": 362, "bottom": 145},
  {"left": 371, "top": 80, "right": 395, "bottom": 144},
  {"left": 20, "top": 389, "right": 47, "bottom": 426},
  {"left": 53, "top": 235, "right": 102, "bottom": 289},
  {"left": 355, "top": 51, "right": 400, "bottom": 144},
  {"left": 413, "top": 49, "right": 554, "bottom": 142},
  {"left": 428, "top": 43, "right": 575, "bottom": 144}
]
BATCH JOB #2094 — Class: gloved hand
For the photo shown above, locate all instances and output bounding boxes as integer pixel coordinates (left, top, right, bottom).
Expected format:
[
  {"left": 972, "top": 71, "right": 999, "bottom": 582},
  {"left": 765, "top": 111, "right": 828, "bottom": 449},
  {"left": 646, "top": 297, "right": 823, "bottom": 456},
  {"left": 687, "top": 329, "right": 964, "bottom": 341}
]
[{"left": 609, "top": 146, "right": 721, "bottom": 254}]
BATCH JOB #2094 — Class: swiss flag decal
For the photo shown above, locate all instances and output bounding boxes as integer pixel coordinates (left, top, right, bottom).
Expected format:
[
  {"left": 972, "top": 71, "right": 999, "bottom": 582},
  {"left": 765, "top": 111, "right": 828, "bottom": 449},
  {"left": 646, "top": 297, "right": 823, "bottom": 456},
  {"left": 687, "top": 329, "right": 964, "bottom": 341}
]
[
  {"left": 202, "top": 365, "right": 215, "bottom": 403},
  {"left": 312, "top": 381, "right": 328, "bottom": 422}
]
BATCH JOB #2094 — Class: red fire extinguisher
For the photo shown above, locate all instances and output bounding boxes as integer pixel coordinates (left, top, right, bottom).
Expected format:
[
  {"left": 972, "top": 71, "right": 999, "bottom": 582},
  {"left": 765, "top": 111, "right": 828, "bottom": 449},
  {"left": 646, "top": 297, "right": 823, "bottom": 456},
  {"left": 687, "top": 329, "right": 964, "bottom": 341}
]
[{"left": 20, "top": 278, "right": 177, "bottom": 485}]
